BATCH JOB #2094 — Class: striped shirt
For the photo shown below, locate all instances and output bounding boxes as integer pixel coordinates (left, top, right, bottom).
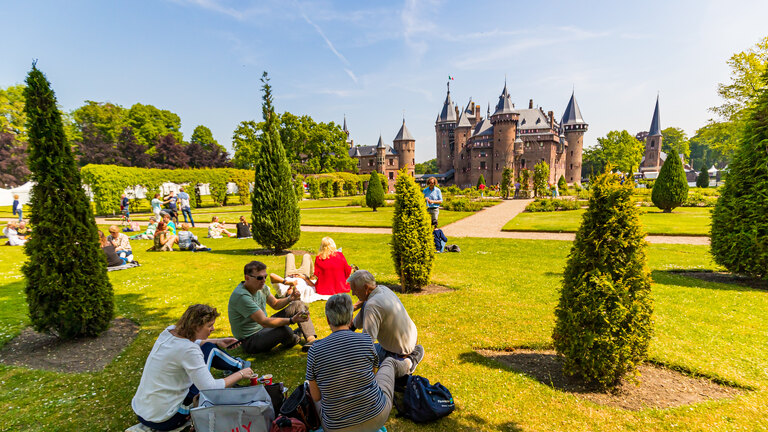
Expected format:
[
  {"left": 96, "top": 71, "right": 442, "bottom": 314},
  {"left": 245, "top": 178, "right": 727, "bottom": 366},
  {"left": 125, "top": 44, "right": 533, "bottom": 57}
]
[{"left": 306, "top": 330, "right": 385, "bottom": 430}]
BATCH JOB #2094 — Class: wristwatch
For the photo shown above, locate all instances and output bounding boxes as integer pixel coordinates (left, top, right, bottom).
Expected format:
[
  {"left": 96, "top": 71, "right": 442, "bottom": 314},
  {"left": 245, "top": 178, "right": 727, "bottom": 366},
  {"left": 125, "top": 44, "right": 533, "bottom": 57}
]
[{"left": 289, "top": 316, "right": 294, "bottom": 325}]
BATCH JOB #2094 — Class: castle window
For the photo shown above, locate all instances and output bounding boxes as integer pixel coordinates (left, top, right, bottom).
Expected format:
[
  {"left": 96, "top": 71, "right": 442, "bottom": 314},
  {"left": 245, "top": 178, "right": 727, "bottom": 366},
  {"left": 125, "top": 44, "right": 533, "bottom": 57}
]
[
  {"left": 480, "top": 151, "right": 487, "bottom": 157},
  {"left": 368, "top": 160, "right": 374, "bottom": 167},
  {"left": 389, "top": 172, "right": 394, "bottom": 180},
  {"left": 521, "top": 159, "right": 526, "bottom": 168},
  {"left": 388, "top": 159, "right": 394, "bottom": 166},
  {"left": 480, "top": 161, "right": 487, "bottom": 170},
  {"left": 570, "top": 151, "right": 573, "bottom": 156},
  {"left": 496, "top": 163, "right": 499, "bottom": 170},
  {"left": 570, "top": 164, "right": 573, "bottom": 169},
  {"left": 650, "top": 141, "right": 655, "bottom": 148},
  {"left": 461, "top": 154, "right": 464, "bottom": 160}
]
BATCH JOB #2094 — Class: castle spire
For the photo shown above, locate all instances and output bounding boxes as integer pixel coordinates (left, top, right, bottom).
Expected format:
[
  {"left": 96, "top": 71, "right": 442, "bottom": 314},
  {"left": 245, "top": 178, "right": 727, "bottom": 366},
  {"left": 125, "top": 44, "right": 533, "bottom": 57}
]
[
  {"left": 561, "top": 90, "right": 586, "bottom": 126},
  {"left": 436, "top": 81, "right": 457, "bottom": 123},
  {"left": 394, "top": 118, "right": 415, "bottom": 141},
  {"left": 648, "top": 95, "right": 662, "bottom": 137}
]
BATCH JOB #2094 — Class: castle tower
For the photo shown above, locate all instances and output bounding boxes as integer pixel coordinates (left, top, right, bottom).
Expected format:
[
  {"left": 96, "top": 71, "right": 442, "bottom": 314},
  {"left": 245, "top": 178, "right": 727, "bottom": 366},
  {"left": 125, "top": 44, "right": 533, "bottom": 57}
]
[
  {"left": 393, "top": 119, "right": 416, "bottom": 177},
  {"left": 454, "top": 110, "right": 472, "bottom": 166},
  {"left": 561, "top": 91, "right": 588, "bottom": 184},
  {"left": 641, "top": 96, "right": 663, "bottom": 171},
  {"left": 375, "top": 135, "right": 386, "bottom": 174},
  {"left": 490, "top": 80, "right": 519, "bottom": 184},
  {"left": 343, "top": 115, "right": 353, "bottom": 149},
  {"left": 435, "top": 82, "right": 457, "bottom": 174}
]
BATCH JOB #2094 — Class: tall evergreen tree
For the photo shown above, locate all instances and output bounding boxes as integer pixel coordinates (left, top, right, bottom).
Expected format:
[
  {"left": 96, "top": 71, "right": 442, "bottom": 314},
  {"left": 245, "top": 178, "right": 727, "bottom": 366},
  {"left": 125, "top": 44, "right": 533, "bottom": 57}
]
[
  {"left": 553, "top": 171, "right": 653, "bottom": 387},
  {"left": 391, "top": 168, "right": 434, "bottom": 293},
  {"left": 501, "top": 168, "right": 512, "bottom": 199},
  {"left": 22, "top": 64, "right": 113, "bottom": 339},
  {"left": 365, "top": 171, "right": 385, "bottom": 211},
  {"left": 476, "top": 174, "right": 485, "bottom": 189},
  {"left": 696, "top": 163, "right": 710, "bottom": 188},
  {"left": 711, "top": 69, "right": 768, "bottom": 280},
  {"left": 651, "top": 152, "right": 689, "bottom": 212},
  {"left": 251, "top": 72, "right": 300, "bottom": 253}
]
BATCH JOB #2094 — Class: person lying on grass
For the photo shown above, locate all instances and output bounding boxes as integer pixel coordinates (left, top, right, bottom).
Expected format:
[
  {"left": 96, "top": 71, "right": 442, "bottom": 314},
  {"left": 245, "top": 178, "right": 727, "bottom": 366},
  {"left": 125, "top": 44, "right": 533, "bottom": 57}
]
[
  {"left": 348, "top": 270, "right": 424, "bottom": 373},
  {"left": 132, "top": 304, "right": 252, "bottom": 432},
  {"left": 207, "top": 216, "right": 235, "bottom": 238},
  {"left": 307, "top": 294, "right": 412, "bottom": 432},
  {"left": 228, "top": 260, "right": 318, "bottom": 354}
]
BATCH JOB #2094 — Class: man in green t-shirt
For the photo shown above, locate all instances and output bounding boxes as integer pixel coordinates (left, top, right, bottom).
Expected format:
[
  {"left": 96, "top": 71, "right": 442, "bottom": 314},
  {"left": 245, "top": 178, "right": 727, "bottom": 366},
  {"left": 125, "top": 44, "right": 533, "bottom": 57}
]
[{"left": 228, "top": 261, "right": 316, "bottom": 354}]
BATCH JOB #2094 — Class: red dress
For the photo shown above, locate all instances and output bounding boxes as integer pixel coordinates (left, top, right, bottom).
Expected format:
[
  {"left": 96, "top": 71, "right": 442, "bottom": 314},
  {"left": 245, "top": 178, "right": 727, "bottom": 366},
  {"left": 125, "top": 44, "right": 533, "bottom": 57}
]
[{"left": 314, "top": 252, "right": 352, "bottom": 295}]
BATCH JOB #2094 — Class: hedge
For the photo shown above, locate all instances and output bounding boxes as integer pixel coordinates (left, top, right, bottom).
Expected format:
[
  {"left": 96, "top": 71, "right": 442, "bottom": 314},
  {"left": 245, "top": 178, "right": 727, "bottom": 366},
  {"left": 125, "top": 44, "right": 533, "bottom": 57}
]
[{"left": 80, "top": 164, "right": 255, "bottom": 215}]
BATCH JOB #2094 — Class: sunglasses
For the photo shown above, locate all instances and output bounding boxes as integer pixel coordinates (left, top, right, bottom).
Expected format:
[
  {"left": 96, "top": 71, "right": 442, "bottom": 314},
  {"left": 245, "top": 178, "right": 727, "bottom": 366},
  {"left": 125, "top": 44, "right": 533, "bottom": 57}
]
[{"left": 248, "top": 274, "right": 267, "bottom": 281}]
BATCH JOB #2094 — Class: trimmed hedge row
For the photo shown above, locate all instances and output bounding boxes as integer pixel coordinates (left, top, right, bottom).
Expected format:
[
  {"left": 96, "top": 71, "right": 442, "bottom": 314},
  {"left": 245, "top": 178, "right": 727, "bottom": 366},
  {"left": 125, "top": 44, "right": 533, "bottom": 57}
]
[
  {"left": 304, "top": 172, "right": 368, "bottom": 199},
  {"left": 80, "top": 164, "right": 254, "bottom": 215},
  {"left": 525, "top": 198, "right": 581, "bottom": 212}
]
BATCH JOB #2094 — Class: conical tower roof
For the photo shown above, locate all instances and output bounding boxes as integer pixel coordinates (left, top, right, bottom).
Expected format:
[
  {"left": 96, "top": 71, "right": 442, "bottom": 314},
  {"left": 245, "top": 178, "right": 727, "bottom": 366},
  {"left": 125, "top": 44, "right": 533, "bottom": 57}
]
[
  {"left": 376, "top": 135, "right": 386, "bottom": 149},
  {"left": 352, "top": 146, "right": 361, "bottom": 157},
  {"left": 456, "top": 111, "right": 471, "bottom": 128},
  {"left": 394, "top": 119, "right": 415, "bottom": 141},
  {"left": 648, "top": 95, "right": 662, "bottom": 137},
  {"left": 492, "top": 80, "right": 515, "bottom": 116},
  {"left": 464, "top": 98, "right": 474, "bottom": 116},
  {"left": 343, "top": 115, "right": 348, "bottom": 132},
  {"left": 561, "top": 91, "right": 586, "bottom": 126},
  {"left": 437, "top": 82, "right": 457, "bottom": 123}
]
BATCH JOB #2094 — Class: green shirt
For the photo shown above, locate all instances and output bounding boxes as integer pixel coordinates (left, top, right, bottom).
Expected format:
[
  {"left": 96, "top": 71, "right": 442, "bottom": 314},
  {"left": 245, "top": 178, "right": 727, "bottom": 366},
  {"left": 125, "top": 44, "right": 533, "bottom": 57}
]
[{"left": 228, "top": 282, "right": 270, "bottom": 340}]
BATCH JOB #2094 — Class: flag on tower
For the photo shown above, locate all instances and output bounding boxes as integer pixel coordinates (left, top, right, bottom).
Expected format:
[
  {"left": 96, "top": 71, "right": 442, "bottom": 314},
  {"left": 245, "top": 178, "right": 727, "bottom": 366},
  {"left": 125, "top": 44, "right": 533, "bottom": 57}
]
[{"left": 448, "top": 75, "right": 454, "bottom": 80}]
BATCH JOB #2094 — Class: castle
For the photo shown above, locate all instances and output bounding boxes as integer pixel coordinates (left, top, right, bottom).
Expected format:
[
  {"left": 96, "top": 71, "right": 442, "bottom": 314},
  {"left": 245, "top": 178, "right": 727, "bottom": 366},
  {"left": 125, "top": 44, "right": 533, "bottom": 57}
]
[
  {"left": 435, "top": 81, "right": 588, "bottom": 187},
  {"left": 345, "top": 117, "right": 415, "bottom": 190}
]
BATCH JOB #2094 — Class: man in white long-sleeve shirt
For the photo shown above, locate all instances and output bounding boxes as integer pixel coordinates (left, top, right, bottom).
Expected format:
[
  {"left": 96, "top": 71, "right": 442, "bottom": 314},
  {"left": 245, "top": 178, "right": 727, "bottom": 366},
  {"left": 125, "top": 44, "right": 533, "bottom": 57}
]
[{"left": 348, "top": 270, "right": 424, "bottom": 373}]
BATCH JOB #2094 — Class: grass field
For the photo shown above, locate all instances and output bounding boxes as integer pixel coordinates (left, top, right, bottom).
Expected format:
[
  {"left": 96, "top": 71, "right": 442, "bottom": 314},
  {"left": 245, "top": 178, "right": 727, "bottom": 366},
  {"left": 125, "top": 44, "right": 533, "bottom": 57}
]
[
  {"left": 1, "top": 233, "right": 767, "bottom": 431},
  {"left": 503, "top": 206, "right": 713, "bottom": 236}
]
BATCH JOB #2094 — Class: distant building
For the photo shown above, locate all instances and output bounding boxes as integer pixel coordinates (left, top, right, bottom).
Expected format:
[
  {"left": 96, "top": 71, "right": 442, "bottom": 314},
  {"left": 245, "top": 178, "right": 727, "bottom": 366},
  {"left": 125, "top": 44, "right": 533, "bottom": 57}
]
[
  {"left": 346, "top": 119, "right": 415, "bottom": 191},
  {"left": 434, "top": 81, "right": 587, "bottom": 187},
  {"left": 637, "top": 96, "right": 697, "bottom": 183}
]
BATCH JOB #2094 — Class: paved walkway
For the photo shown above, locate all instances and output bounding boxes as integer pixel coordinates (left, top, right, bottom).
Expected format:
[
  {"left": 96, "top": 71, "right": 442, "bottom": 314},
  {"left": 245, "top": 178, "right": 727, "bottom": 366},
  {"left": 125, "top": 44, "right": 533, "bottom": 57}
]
[{"left": 0, "top": 201, "right": 711, "bottom": 245}]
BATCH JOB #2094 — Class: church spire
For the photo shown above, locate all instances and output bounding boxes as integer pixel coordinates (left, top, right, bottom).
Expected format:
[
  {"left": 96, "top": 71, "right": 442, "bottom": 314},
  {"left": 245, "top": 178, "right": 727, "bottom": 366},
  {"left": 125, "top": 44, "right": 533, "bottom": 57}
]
[{"left": 648, "top": 95, "right": 662, "bottom": 137}]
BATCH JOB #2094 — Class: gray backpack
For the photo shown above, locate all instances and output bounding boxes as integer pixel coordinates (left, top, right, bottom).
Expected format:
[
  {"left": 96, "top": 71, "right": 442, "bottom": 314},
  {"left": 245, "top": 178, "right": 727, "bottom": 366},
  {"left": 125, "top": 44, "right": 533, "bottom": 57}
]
[{"left": 191, "top": 385, "right": 275, "bottom": 432}]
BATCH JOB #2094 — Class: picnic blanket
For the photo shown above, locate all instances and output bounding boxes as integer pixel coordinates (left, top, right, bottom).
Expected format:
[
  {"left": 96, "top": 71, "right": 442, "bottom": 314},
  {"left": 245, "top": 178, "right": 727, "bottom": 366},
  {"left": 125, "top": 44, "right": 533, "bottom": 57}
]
[{"left": 107, "top": 262, "right": 141, "bottom": 272}]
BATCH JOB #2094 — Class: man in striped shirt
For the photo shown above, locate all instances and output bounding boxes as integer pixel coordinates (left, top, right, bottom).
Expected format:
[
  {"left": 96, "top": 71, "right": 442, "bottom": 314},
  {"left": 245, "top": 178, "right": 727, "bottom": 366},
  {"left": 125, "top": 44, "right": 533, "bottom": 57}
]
[{"left": 307, "top": 294, "right": 412, "bottom": 432}]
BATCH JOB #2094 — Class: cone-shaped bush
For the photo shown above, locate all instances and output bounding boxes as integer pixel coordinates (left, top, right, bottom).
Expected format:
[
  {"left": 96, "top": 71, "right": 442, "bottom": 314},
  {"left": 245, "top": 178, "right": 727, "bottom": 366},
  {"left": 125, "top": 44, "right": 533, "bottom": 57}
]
[
  {"left": 711, "top": 70, "right": 768, "bottom": 280},
  {"left": 22, "top": 64, "right": 114, "bottom": 339},
  {"left": 501, "top": 168, "right": 512, "bottom": 199},
  {"left": 651, "top": 152, "right": 688, "bottom": 212},
  {"left": 552, "top": 171, "right": 653, "bottom": 388},
  {"left": 251, "top": 72, "right": 300, "bottom": 253},
  {"left": 391, "top": 168, "right": 434, "bottom": 292},
  {"left": 476, "top": 174, "right": 485, "bottom": 189},
  {"left": 696, "top": 164, "right": 709, "bottom": 188},
  {"left": 365, "top": 171, "right": 385, "bottom": 211},
  {"left": 558, "top": 174, "right": 567, "bottom": 191}
]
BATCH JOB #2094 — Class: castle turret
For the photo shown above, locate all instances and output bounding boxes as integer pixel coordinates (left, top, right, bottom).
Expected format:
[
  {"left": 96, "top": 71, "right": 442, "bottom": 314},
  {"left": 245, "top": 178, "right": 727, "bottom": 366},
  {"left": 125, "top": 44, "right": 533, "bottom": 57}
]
[
  {"left": 561, "top": 91, "right": 588, "bottom": 184},
  {"left": 393, "top": 119, "right": 416, "bottom": 177},
  {"left": 375, "top": 135, "right": 386, "bottom": 174},
  {"left": 343, "top": 115, "right": 353, "bottom": 148},
  {"left": 490, "top": 80, "right": 519, "bottom": 184},
  {"left": 641, "top": 95, "right": 663, "bottom": 171},
  {"left": 435, "top": 82, "right": 457, "bottom": 174}
]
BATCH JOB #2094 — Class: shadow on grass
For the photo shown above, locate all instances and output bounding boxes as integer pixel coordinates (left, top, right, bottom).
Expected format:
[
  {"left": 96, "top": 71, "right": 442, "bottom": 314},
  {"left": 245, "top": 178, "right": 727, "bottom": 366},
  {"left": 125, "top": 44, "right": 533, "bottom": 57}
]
[
  {"left": 652, "top": 270, "right": 767, "bottom": 292},
  {"left": 115, "top": 292, "right": 175, "bottom": 329},
  {"left": 205, "top": 248, "right": 313, "bottom": 257}
]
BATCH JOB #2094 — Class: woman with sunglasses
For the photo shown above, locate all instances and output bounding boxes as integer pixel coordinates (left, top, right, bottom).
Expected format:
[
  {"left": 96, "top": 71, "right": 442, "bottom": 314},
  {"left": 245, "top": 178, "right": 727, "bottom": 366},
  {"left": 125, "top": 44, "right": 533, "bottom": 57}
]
[{"left": 132, "top": 304, "right": 253, "bottom": 431}]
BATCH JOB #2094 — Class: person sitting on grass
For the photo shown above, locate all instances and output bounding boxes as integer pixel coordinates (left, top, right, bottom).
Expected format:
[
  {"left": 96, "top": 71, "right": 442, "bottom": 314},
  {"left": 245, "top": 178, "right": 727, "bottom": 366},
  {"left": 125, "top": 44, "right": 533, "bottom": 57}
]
[
  {"left": 307, "top": 294, "right": 412, "bottom": 432},
  {"left": 150, "top": 221, "right": 177, "bottom": 252},
  {"left": 16, "top": 221, "right": 31, "bottom": 239},
  {"left": 313, "top": 237, "right": 352, "bottom": 296},
  {"left": 207, "top": 216, "right": 235, "bottom": 238},
  {"left": 348, "top": 270, "right": 424, "bottom": 374},
  {"left": 99, "top": 231, "right": 125, "bottom": 267},
  {"left": 433, "top": 219, "right": 447, "bottom": 253},
  {"left": 162, "top": 213, "right": 177, "bottom": 236},
  {"left": 132, "top": 304, "right": 253, "bottom": 431},
  {"left": 3, "top": 222, "right": 27, "bottom": 246},
  {"left": 269, "top": 253, "right": 332, "bottom": 304},
  {"left": 228, "top": 260, "right": 317, "bottom": 354},
  {"left": 107, "top": 225, "right": 134, "bottom": 262},
  {"left": 236, "top": 215, "right": 252, "bottom": 239},
  {"left": 130, "top": 216, "right": 158, "bottom": 240},
  {"left": 178, "top": 223, "right": 209, "bottom": 251}
]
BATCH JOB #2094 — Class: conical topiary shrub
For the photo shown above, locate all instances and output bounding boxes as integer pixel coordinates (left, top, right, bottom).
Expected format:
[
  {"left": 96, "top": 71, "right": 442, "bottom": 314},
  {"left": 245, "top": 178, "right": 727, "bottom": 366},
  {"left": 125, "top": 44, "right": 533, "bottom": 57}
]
[
  {"left": 552, "top": 170, "right": 653, "bottom": 387},
  {"left": 696, "top": 164, "right": 709, "bottom": 188},
  {"left": 651, "top": 152, "right": 688, "bottom": 212},
  {"left": 22, "top": 63, "right": 114, "bottom": 339},
  {"left": 501, "top": 168, "right": 512, "bottom": 199},
  {"left": 365, "top": 171, "right": 385, "bottom": 211},
  {"left": 476, "top": 174, "right": 485, "bottom": 189},
  {"left": 558, "top": 174, "right": 567, "bottom": 191},
  {"left": 711, "top": 69, "right": 768, "bottom": 280},
  {"left": 391, "top": 168, "right": 434, "bottom": 292},
  {"left": 251, "top": 72, "right": 300, "bottom": 253}
]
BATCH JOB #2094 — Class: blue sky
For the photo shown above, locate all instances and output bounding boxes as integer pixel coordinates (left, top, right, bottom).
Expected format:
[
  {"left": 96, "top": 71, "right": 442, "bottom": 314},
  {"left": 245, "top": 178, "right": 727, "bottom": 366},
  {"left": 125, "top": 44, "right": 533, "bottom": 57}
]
[{"left": 2, "top": 0, "right": 767, "bottom": 163}]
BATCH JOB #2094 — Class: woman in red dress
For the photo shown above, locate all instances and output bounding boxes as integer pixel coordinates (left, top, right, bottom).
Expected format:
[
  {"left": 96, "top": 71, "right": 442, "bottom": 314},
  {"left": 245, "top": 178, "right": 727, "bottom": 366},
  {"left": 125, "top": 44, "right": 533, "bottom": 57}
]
[{"left": 313, "top": 237, "right": 352, "bottom": 295}]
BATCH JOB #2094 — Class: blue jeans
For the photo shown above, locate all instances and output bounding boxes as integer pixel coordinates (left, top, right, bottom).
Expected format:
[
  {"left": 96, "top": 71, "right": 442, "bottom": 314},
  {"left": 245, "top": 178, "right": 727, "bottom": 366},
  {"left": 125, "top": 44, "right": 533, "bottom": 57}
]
[
  {"left": 181, "top": 208, "right": 194, "bottom": 226},
  {"left": 16, "top": 208, "right": 22, "bottom": 222},
  {"left": 137, "top": 342, "right": 244, "bottom": 431}
]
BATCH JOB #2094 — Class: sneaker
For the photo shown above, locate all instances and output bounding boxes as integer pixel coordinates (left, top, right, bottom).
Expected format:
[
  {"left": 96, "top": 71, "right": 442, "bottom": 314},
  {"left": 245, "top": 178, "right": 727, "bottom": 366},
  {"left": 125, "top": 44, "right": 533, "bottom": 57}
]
[
  {"left": 301, "top": 336, "right": 317, "bottom": 352},
  {"left": 405, "top": 345, "right": 424, "bottom": 374}
]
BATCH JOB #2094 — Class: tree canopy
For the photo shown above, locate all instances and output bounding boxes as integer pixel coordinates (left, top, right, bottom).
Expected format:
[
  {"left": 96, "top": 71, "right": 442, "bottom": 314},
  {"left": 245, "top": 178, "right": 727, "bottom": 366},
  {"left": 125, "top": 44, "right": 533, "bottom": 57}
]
[
  {"left": 415, "top": 158, "right": 437, "bottom": 174},
  {"left": 584, "top": 130, "right": 643, "bottom": 175},
  {"left": 661, "top": 127, "right": 690, "bottom": 159}
]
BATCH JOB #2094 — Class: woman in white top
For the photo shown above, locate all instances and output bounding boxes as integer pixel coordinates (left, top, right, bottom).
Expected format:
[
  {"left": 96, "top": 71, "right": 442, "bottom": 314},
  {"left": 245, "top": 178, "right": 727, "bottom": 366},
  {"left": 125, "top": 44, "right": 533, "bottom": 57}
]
[
  {"left": 132, "top": 304, "right": 254, "bottom": 431},
  {"left": 3, "top": 222, "right": 27, "bottom": 246}
]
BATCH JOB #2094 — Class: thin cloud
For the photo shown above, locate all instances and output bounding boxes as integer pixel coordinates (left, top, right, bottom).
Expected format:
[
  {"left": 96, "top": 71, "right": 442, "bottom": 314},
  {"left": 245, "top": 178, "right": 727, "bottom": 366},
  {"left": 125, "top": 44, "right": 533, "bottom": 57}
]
[
  {"left": 300, "top": 10, "right": 358, "bottom": 84},
  {"left": 401, "top": 0, "right": 439, "bottom": 58},
  {"left": 170, "top": 0, "right": 266, "bottom": 21},
  {"left": 344, "top": 68, "right": 359, "bottom": 84}
]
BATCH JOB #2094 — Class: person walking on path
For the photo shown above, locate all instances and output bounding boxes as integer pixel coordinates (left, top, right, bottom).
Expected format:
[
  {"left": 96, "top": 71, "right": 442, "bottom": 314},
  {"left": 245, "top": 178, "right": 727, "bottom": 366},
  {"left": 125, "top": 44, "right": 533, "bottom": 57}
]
[
  {"left": 12, "top": 194, "right": 22, "bottom": 222},
  {"left": 514, "top": 181, "right": 521, "bottom": 199},
  {"left": 177, "top": 187, "right": 194, "bottom": 227},
  {"left": 422, "top": 177, "right": 443, "bottom": 225}
]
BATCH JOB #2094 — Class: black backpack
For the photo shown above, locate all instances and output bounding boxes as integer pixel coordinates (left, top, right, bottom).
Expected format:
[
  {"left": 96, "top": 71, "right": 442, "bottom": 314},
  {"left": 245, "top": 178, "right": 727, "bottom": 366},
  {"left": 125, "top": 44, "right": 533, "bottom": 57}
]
[
  {"left": 394, "top": 375, "right": 455, "bottom": 423},
  {"left": 279, "top": 382, "right": 321, "bottom": 430}
]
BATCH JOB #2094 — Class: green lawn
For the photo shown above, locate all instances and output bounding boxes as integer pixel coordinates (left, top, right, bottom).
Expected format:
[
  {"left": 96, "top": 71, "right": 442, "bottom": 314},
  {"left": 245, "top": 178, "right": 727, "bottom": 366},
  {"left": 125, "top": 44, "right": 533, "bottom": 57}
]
[
  {"left": 503, "top": 206, "right": 712, "bottom": 236},
  {"left": 1, "top": 234, "right": 767, "bottom": 431},
  {"left": 106, "top": 204, "right": 472, "bottom": 228}
]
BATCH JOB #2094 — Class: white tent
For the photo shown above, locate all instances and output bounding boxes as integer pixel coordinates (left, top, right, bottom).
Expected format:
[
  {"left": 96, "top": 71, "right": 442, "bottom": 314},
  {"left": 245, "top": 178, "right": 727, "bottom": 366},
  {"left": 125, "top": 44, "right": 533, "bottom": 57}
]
[
  {"left": 0, "top": 182, "right": 34, "bottom": 206},
  {"left": 708, "top": 165, "right": 718, "bottom": 175}
]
